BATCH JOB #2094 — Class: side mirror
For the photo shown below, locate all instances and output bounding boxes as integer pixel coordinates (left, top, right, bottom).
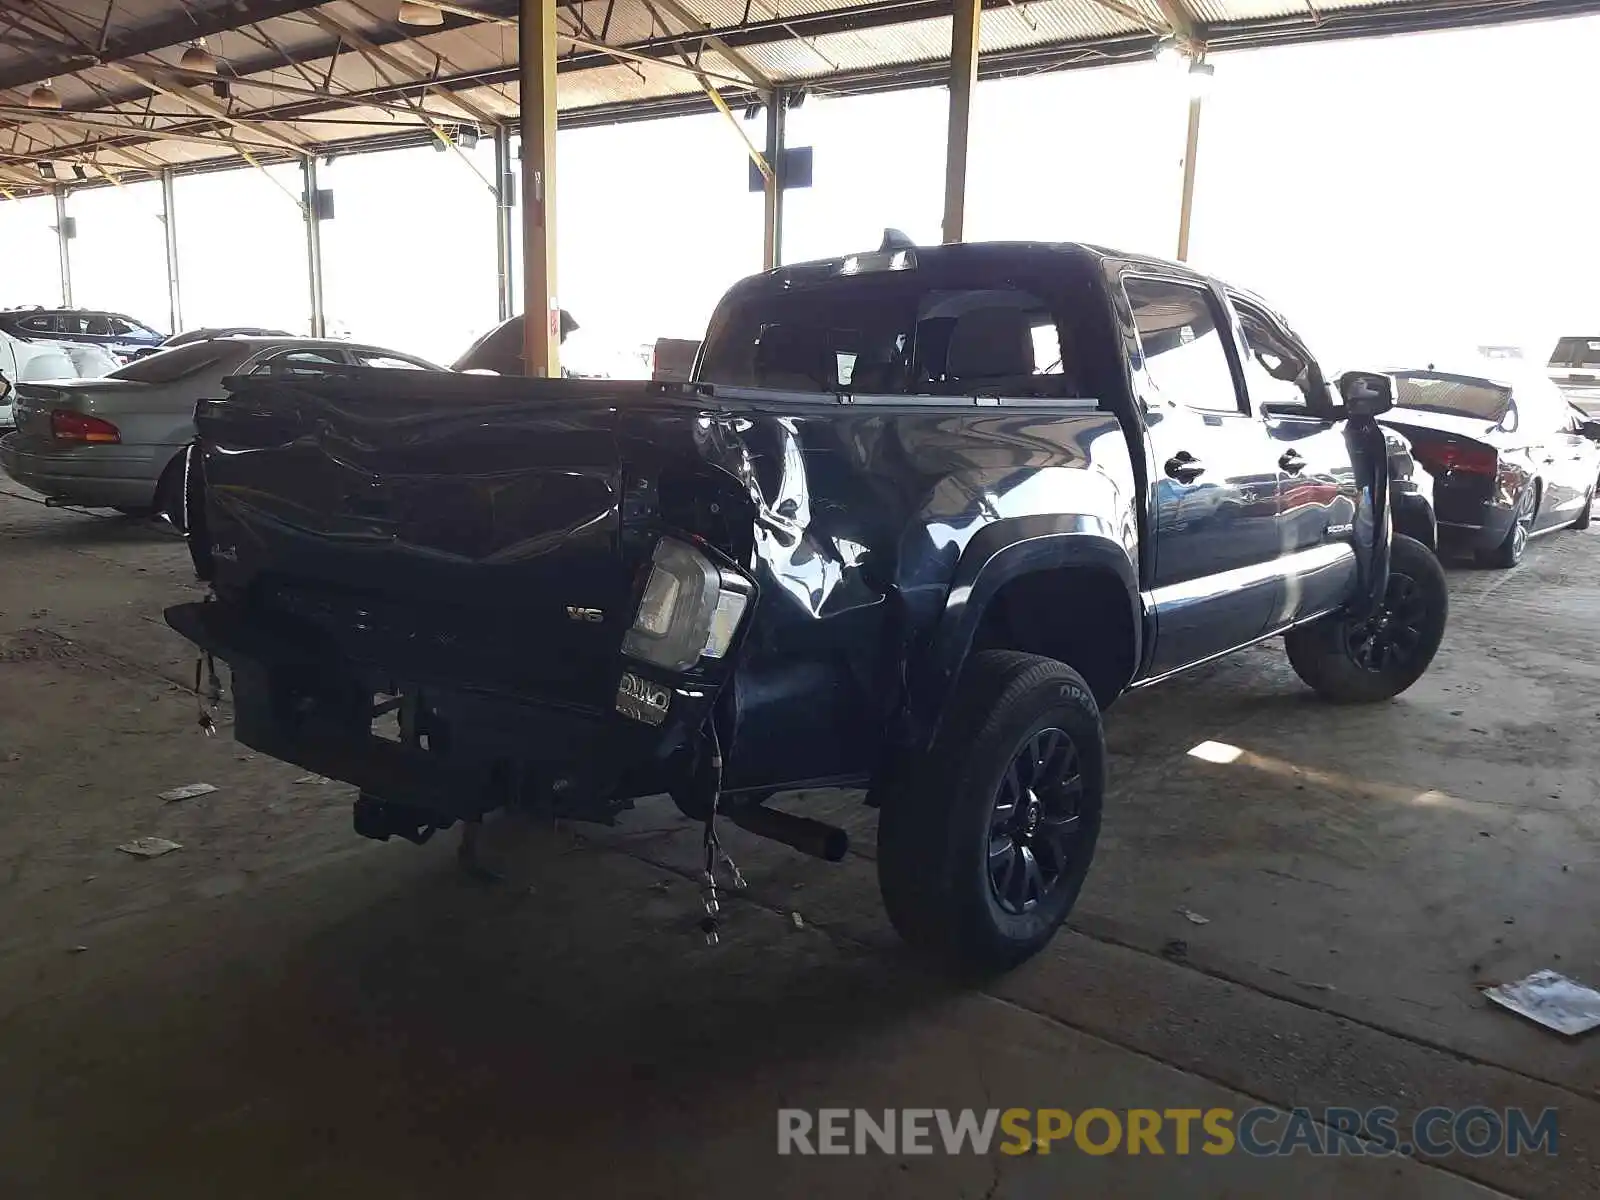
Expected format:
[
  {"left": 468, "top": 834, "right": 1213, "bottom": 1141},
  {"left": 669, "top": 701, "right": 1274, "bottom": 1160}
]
[
  {"left": 1581, "top": 419, "right": 1600, "bottom": 442},
  {"left": 1338, "top": 370, "right": 1394, "bottom": 418}
]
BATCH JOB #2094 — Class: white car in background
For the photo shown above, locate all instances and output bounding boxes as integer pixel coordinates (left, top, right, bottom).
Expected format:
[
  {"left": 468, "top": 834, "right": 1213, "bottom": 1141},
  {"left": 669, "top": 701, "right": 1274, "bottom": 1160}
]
[
  {"left": 2, "top": 336, "right": 439, "bottom": 515},
  {"left": 0, "top": 330, "right": 119, "bottom": 430},
  {"left": 1548, "top": 335, "right": 1600, "bottom": 415}
]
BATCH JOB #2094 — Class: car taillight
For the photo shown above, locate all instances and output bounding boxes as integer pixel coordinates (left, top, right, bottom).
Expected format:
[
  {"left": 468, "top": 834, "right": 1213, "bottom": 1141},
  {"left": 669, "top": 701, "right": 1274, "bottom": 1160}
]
[
  {"left": 51, "top": 410, "right": 121, "bottom": 444},
  {"left": 1414, "top": 440, "right": 1496, "bottom": 476}
]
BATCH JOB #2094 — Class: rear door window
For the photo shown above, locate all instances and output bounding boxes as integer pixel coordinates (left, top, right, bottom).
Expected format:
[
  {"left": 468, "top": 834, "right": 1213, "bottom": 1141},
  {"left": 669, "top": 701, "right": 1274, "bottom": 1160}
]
[
  {"left": 20, "top": 315, "right": 58, "bottom": 334},
  {"left": 1123, "top": 277, "right": 1245, "bottom": 415}
]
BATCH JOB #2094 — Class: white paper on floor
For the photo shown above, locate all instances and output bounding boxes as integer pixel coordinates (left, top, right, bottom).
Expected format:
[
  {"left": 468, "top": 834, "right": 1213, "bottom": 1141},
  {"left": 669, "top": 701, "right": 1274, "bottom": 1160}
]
[
  {"left": 117, "top": 837, "right": 183, "bottom": 859},
  {"left": 159, "top": 782, "right": 217, "bottom": 803},
  {"left": 1484, "top": 970, "right": 1600, "bottom": 1036}
]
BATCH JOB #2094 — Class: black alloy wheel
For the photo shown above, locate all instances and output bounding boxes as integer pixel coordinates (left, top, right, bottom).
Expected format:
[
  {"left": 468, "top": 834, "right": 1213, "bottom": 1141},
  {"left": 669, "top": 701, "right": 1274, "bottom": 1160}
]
[
  {"left": 987, "top": 727, "right": 1085, "bottom": 915},
  {"left": 1343, "top": 570, "right": 1428, "bottom": 674}
]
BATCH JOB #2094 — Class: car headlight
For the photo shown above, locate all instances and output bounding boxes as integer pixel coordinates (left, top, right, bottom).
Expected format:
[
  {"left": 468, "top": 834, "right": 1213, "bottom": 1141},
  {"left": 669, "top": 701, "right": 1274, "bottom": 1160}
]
[{"left": 622, "top": 537, "right": 751, "bottom": 671}]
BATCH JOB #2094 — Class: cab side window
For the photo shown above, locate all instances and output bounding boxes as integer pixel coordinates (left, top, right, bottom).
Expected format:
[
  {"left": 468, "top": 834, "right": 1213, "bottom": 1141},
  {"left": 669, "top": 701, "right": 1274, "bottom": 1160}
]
[
  {"left": 1123, "top": 277, "right": 1244, "bottom": 415},
  {"left": 1233, "top": 302, "right": 1315, "bottom": 416}
]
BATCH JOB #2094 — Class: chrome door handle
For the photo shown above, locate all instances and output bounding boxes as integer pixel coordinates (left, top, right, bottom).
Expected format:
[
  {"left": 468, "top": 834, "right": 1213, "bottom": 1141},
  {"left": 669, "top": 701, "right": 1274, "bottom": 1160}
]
[{"left": 1278, "top": 450, "right": 1307, "bottom": 474}]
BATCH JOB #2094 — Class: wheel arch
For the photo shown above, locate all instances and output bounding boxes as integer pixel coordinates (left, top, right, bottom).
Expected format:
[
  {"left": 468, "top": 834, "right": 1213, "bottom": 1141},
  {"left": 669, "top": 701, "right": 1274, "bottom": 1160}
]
[{"left": 905, "top": 515, "right": 1141, "bottom": 748}]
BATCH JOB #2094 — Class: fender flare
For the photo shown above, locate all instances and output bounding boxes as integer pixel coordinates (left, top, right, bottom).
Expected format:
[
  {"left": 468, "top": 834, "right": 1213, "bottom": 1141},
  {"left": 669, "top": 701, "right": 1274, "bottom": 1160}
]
[{"left": 905, "top": 514, "right": 1141, "bottom": 746}]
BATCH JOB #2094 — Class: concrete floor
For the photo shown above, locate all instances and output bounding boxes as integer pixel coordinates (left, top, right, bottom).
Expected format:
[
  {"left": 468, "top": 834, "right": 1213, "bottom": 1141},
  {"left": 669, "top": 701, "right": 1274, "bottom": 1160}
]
[{"left": 2, "top": 486, "right": 1598, "bottom": 1199}]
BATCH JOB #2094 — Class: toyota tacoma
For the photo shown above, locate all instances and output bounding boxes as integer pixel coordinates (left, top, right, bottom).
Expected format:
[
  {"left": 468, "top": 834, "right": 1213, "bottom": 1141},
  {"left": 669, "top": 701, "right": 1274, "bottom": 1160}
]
[{"left": 165, "top": 240, "right": 1447, "bottom": 973}]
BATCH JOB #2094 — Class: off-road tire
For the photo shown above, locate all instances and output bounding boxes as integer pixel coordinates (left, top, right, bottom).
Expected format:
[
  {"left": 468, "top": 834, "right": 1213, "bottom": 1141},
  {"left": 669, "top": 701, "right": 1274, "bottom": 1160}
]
[
  {"left": 1285, "top": 534, "right": 1447, "bottom": 703},
  {"left": 877, "top": 650, "right": 1104, "bottom": 976}
]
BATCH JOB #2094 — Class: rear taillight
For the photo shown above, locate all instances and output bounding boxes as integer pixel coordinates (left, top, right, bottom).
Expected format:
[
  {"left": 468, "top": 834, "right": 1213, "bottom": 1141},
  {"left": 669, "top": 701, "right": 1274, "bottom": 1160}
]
[
  {"left": 51, "top": 410, "right": 121, "bottom": 444},
  {"left": 1414, "top": 441, "right": 1496, "bottom": 476}
]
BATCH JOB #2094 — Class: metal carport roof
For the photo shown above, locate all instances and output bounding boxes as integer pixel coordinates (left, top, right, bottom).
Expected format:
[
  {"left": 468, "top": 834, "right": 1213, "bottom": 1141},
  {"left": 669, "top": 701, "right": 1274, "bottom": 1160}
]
[{"left": 0, "top": 0, "right": 1595, "bottom": 193}]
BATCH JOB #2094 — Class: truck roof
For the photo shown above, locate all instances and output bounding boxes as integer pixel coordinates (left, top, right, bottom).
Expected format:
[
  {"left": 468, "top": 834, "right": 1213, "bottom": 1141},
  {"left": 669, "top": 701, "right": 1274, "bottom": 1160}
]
[{"left": 757, "top": 239, "right": 1211, "bottom": 290}]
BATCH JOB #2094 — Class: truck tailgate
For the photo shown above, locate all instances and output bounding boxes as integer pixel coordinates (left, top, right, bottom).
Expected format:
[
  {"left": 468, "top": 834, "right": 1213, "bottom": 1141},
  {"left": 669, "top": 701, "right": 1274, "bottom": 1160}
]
[{"left": 194, "top": 371, "right": 647, "bottom": 707}]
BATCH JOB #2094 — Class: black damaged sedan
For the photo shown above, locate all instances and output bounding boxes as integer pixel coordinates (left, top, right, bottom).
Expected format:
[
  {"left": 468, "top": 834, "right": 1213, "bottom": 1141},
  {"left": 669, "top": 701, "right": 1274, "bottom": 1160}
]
[{"left": 1379, "top": 366, "right": 1600, "bottom": 567}]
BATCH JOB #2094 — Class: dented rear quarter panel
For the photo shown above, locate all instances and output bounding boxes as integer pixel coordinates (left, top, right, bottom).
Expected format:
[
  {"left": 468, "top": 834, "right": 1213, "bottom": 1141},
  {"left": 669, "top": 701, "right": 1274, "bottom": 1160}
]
[{"left": 643, "top": 388, "right": 1141, "bottom": 791}]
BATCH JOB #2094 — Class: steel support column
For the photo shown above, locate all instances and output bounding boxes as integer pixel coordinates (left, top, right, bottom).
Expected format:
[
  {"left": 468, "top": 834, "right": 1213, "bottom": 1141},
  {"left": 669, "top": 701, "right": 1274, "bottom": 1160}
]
[
  {"left": 160, "top": 168, "right": 183, "bottom": 334},
  {"left": 1176, "top": 92, "right": 1203, "bottom": 262},
  {"left": 303, "top": 157, "right": 327, "bottom": 337},
  {"left": 54, "top": 189, "right": 72, "bottom": 307},
  {"left": 520, "top": 0, "right": 559, "bottom": 378},
  {"left": 941, "top": 0, "right": 981, "bottom": 244},
  {"left": 761, "top": 90, "right": 787, "bottom": 270},
  {"left": 493, "top": 124, "right": 516, "bottom": 321}
]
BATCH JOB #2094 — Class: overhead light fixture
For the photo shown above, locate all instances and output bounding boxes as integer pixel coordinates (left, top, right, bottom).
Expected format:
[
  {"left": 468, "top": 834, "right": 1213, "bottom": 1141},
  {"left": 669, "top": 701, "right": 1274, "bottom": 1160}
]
[
  {"left": 180, "top": 39, "right": 218, "bottom": 73},
  {"left": 456, "top": 125, "right": 480, "bottom": 150},
  {"left": 398, "top": 1, "right": 445, "bottom": 26},
  {"left": 1187, "top": 59, "right": 1215, "bottom": 97},
  {"left": 28, "top": 80, "right": 63, "bottom": 110},
  {"left": 71, "top": 164, "right": 88, "bottom": 181},
  {"left": 37, "top": 162, "right": 56, "bottom": 180},
  {"left": 1153, "top": 36, "right": 1184, "bottom": 70}
]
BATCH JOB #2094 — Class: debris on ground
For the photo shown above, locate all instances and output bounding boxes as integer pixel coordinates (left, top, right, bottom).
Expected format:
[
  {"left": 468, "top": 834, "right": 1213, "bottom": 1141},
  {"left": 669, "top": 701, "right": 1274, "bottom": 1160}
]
[
  {"left": 1161, "top": 938, "right": 1188, "bottom": 961},
  {"left": 158, "top": 782, "right": 217, "bottom": 803},
  {"left": 292, "top": 774, "right": 329, "bottom": 785},
  {"left": 1176, "top": 907, "right": 1210, "bottom": 925},
  {"left": 69, "top": 945, "right": 88, "bottom": 954},
  {"left": 1483, "top": 969, "right": 1600, "bottom": 1036},
  {"left": 117, "top": 836, "right": 182, "bottom": 859},
  {"left": 791, "top": 911, "right": 805, "bottom": 930}
]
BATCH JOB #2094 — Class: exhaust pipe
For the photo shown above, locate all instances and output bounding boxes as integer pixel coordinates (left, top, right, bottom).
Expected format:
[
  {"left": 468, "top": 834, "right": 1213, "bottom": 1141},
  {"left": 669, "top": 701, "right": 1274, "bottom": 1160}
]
[{"left": 728, "top": 804, "right": 849, "bottom": 862}]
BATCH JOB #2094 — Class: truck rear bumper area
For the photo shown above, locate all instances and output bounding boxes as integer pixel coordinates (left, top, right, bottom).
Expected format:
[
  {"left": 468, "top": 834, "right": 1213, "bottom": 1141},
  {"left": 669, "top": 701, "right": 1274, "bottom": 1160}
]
[{"left": 165, "top": 600, "right": 706, "bottom": 823}]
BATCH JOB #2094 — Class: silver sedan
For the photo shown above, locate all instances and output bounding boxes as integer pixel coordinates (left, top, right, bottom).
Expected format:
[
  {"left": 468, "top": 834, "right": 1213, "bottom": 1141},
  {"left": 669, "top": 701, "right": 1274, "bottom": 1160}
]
[{"left": 0, "top": 337, "right": 439, "bottom": 515}]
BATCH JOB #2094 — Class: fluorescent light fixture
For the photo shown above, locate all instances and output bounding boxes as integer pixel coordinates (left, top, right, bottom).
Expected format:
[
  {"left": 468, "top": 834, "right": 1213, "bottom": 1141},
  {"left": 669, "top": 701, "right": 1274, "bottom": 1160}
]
[
  {"left": 1154, "top": 37, "right": 1184, "bottom": 69},
  {"left": 398, "top": 1, "right": 445, "bottom": 25},
  {"left": 28, "top": 80, "right": 62, "bottom": 110},
  {"left": 180, "top": 41, "right": 218, "bottom": 73}
]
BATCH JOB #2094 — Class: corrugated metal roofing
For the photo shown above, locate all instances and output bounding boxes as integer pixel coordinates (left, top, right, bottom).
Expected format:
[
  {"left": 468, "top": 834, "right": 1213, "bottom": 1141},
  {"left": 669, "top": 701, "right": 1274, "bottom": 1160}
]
[{"left": 0, "top": 0, "right": 1595, "bottom": 194}]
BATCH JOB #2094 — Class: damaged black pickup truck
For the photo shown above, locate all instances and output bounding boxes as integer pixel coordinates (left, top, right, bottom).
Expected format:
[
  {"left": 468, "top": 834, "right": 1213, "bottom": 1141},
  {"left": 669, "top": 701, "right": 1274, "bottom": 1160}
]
[{"left": 166, "top": 241, "right": 1447, "bottom": 973}]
